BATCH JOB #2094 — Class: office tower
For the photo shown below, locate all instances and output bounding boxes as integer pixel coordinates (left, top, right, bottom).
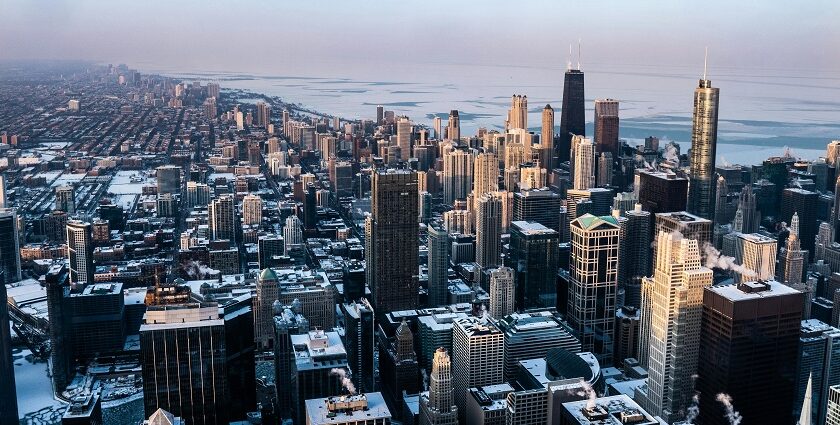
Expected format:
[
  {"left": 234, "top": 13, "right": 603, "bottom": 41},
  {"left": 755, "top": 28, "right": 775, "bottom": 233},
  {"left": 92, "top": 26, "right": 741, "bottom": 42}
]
[
  {"left": 379, "top": 320, "right": 421, "bottom": 420},
  {"left": 736, "top": 185, "right": 760, "bottom": 233},
  {"left": 420, "top": 191, "right": 432, "bottom": 223},
  {"left": 597, "top": 152, "right": 613, "bottom": 187},
  {"left": 508, "top": 94, "right": 528, "bottom": 130},
  {"left": 473, "top": 152, "right": 499, "bottom": 203},
  {"left": 367, "top": 170, "right": 419, "bottom": 313},
  {"left": 475, "top": 194, "right": 502, "bottom": 269},
  {"left": 186, "top": 181, "right": 211, "bottom": 207},
  {"left": 615, "top": 306, "right": 641, "bottom": 362},
  {"left": 342, "top": 299, "right": 376, "bottom": 394},
  {"left": 417, "top": 312, "right": 469, "bottom": 370},
  {"left": 206, "top": 82, "right": 220, "bottom": 99},
  {"left": 509, "top": 221, "right": 559, "bottom": 311},
  {"left": 275, "top": 270, "right": 337, "bottom": 330},
  {"left": 497, "top": 311, "right": 581, "bottom": 381},
  {"left": 518, "top": 163, "right": 546, "bottom": 190},
  {"left": 242, "top": 194, "right": 263, "bottom": 225},
  {"left": 258, "top": 235, "right": 284, "bottom": 269},
  {"left": 686, "top": 69, "right": 720, "bottom": 220},
  {"left": 45, "top": 265, "right": 72, "bottom": 391},
  {"left": 739, "top": 233, "right": 777, "bottom": 281},
  {"left": 376, "top": 105, "right": 384, "bottom": 124},
  {"left": 637, "top": 170, "right": 688, "bottom": 214},
  {"left": 288, "top": 330, "right": 348, "bottom": 424},
  {"left": 0, "top": 175, "right": 6, "bottom": 208},
  {"left": 573, "top": 137, "right": 596, "bottom": 190},
  {"left": 489, "top": 267, "right": 515, "bottom": 319},
  {"left": 623, "top": 204, "right": 651, "bottom": 286},
  {"left": 779, "top": 213, "right": 807, "bottom": 285},
  {"left": 512, "top": 188, "right": 562, "bottom": 232},
  {"left": 540, "top": 105, "right": 555, "bottom": 170},
  {"left": 558, "top": 67, "right": 585, "bottom": 163},
  {"left": 568, "top": 214, "right": 620, "bottom": 363},
  {"left": 156, "top": 165, "right": 182, "bottom": 194},
  {"left": 432, "top": 116, "right": 443, "bottom": 140},
  {"left": 55, "top": 185, "right": 76, "bottom": 213},
  {"left": 331, "top": 161, "right": 354, "bottom": 198},
  {"left": 447, "top": 110, "right": 460, "bottom": 142},
  {"left": 284, "top": 215, "right": 303, "bottom": 252},
  {"left": 66, "top": 220, "right": 93, "bottom": 286},
  {"left": 255, "top": 268, "right": 279, "bottom": 349},
  {"left": 795, "top": 320, "right": 840, "bottom": 425},
  {"left": 396, "top": 116, "right": 413, "bottom": 160},
  {"left": 637, "top": 232, "right": 712, "bottom": 422},
  {"left": 0, "top": 276, "right": 18, "bottom": 424},
  {"left": 558, "top": 394, "right": 660, "bottom": 425},
  {"left": 140, "top": 299, "right": 256, "bottom": 425},
  {"left": 420, "top": 348, "right": 458, "bottom": 425},
  {"left": 306, "top": 393, "right": 392, "bottom": 425},
  {"left": 203, "top": 97, "right": 217, "bottom": 119},
  {"left": 829, "top": 385, "right": 840, "bottom": 425},
  {"left": 274, "top": 303, "right": 310, "bottom": 419},
  {"left": 209, "top": 194, "right": 236, "bottom": 241},
  {"left": 713, "top": 176, "right": 730, "bottom": 227},
  {"left": 443, "top": 148, "right": 474, "bottom": 205},
  {"left": 452, "top": 317, "right": 504, "bottom": 421},
  {"left": 697, "top": 281, "right": 804, "bottom": 425},
  {"left": 594, "top": 99, "right": 619, "bottom": 160},
  {"left": 256, "top": 101, "right": 271, "bottom": 129},
  {"left": 783, "top": 188, "right": 819, "bottom": 259},
  {"left": 652, "top": 212, "right": 712, "bottom": 268},
  {"left": 427, "top": 221, "right": 450, "bottom": 308}
]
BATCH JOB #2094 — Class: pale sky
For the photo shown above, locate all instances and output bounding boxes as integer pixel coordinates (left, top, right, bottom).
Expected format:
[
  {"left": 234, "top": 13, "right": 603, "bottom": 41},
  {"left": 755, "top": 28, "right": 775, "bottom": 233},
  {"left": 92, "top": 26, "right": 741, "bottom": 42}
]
[{"left": 1, "top": 0, "right": 838, "bottom": 76}]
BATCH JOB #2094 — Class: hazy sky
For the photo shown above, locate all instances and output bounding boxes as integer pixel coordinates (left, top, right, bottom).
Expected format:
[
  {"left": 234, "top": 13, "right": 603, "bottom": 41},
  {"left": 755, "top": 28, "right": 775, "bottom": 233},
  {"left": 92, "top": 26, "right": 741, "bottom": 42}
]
[{"left": 2, "top": 0, "right": 838, "bottom": 77}]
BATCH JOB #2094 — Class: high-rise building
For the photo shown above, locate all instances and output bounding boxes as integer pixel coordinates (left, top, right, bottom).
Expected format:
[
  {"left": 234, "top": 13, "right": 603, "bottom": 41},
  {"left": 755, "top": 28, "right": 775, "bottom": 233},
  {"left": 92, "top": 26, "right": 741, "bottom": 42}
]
[
  {"left": 427, "top": 221, "right": 450, "bottom": 308},
  {"left": 568, "top": 214, "right": 620, "bottom": 364},
  {"left": 396, "top": 116, "right": 413, "bottom": 160},
  {"left": 597, "top": 152, "right": 613, "bottom": 187},
  {"left": 783, "top": 188, "right": 819, "bottom": 259},
  {"left": 779, "top": 213, "right": 807, "bottom": 286},
  {"left": 509, "top": 221, "right": 559, "bottom": 311},
  {"left": 622, "top": 204, "right": 651, "bottom": 287},
  {"left": 796, "top": 320, "right": 840, "bottom": 425},
  {"left": 443, "top": 148, "right": 474, "bottom": 205},
  {"left": 497, "top": 311, "right": 581, "bottom": 381},
  {"left": 289, "top": 330, "right": 349, "bottom": 424},
  {"left": 284, "top": 215, "right": 303, "bottom": 253},
  {"left": 376, "top": 105, "right": 385, "bottom": 125},
  {"left": 473, "top": 152, "right": 499, "bottom": 203},
  {"left": 156, "top": 165, "right": 182, "bottom": 194},
  {"left": 0, "top": 175, "right": 6, "bottom": 209},
  {"left": 0, "top": 275, "right": 18, "bottom": 424},
  {"left": 686, "top": 71, "right": 720, "bottom": 220},
  {"left": 258, "top": 235, "right": 284, "bottom": 269},
  {"left": 540, "top": 105, "right": 555, "bottom": 171},
  {"left": 306, "top": 393, "right": 392, "bottom": 425},
  {"left": 558, "top": 68, "right": 585, "bottom": 163},
  {"left": 209, "top": 194, "right": 236, "bottom": 241},
  {"left": 447, "top": 110, "right": 461, "bottom": 142},
  {"left": 697, "top": 281, "right": 803, "bottom": 425},
  {"left": 489, "top": 267, "right": 515, "bottom": 319},
  {"left": 739, "top": 232, "right": 777, "bottom": 281},
  {"left": 507, "top": 95, "right": 528, "bottom": 130},
  {"left": 573, "top": 136, "right": 596, "bottom": 190},
  {"left": 55, "top": 185, "right": 76, "bottom": 214},
  {"left": 379, "top": 320, "right": 421, "bottom": 420},
  {"left": 242, "top": 194, "right": 263, "bottom": 225},
  {"left": 342, "top": 299, "right": 376, "bottom": 394},
  {"left": 367, "top": 170, "right": 419, "bottom": 313},
  {"left": 475, "top": 194, "right": 502, "bottom": 270},
  {"left": 637, "top": 170, "right": 688, "bottom": 214},
  {"left": 828, "top": 385, "right": 840, "bottom": 425},
  {"left": 66, "top": 220, "right": 93, "bottom": 286},
  {"left": 512, "top": 188, "right": 562, "bottom": 232},
  {"left": 254, "top": 268, "right": 279, "bottom": 349},
  {"left": 256, "top": 101, "right": 271, "bottom": 130},
  {"left": 652, "top": 212, "right": 712, "bottom": 268},
  {"left": 420, "top": 348, "right": 458, "bottom": 425},
  {"left": 736, "top": 185, "right": 760, "bottom": 233},
  {"left": 452, "top": 317, "right": 504, "bottom": 421},
  {"left": 186, "top": 181, "right": 211, "bottom": 207},
  {"left": 637, "top": 232, "right": 712, "bottom": 422},
  {"left": 594, "top": 99, "right": 619, "bottom": 160}
]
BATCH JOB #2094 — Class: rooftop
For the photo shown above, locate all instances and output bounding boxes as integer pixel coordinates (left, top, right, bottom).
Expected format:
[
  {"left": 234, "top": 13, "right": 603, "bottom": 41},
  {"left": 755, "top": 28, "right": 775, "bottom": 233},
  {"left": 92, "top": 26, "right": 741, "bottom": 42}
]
[
  {"left": 708, "top": 280, "right": 801, "bottom": 302},
  {"left": 305, "top": 392, "right": 391, "bottom": 425}
]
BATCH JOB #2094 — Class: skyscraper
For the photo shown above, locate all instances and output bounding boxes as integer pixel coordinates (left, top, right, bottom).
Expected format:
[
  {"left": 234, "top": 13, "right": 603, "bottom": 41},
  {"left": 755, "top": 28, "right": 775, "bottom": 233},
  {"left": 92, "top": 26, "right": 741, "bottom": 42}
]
[
  {"left": 509, "top": 221, "right": 559, "bottom": 311},
  {"left": 783, "top": 188, "right": 819, "bottom": 259},
  {"left": 427, "top": 221, "right": 450, "bottom": 308},
  {"left": 447, "top": 110, "right": 460, "bottom": 142},
  {"left": 686, "top": 68, "right": 720, "bottom": 220},
  {"left": 396, "top": 116, "right": 413, "bottom": 160},
  {"left": 342, "top": 299, "right": 376, "bottom": 394},
  {"left": 697, "top": 281, "right": 803, "bottom": 425},
  {"left": 0, "top": 275, "right": 18, "bottom": 424},
  {"left": 637, "top": 170, "right": 688, "bottom": 214},
  {"left": 489, "top": 267, "right": 515, "bottom": 319},
  {"left": 254, "top": 268, "right": 279, "bottom": 349},
  {"left": 156, "top": 165, "right": 182, "bottom": 195},
  {"left": 540, "top": 105, "right": 555, "bottom": 171},
  {"left": 736, "top": 184, "right": 760, "bottom": 233},
  {"left": 638, "top": 232, "right": 712, "bottom": 422},
  {"left": 475, "top": 194, "right": 502, "bottom": 270},
  {"left": 420, "top": 348, "right": 458, "bottom": 425},
  {"left": 66, "top": 219, "right": 93, "bottom": 286},
  {"left": 594, "top": 99, "right": 619, "bottom": 160},
  {"left": 443, "top": 148, "right": 474, "bottom": 205},
  {"left": 497, "top": 311, "right": 582, "bottom": 381},
  {"left": 568, "top": 214, "right": 620, "bottom": 363},
  {"left": 209, "top": 194, "right": 236, "bottom": 241},
  {"left": 828, "top": 385, "right": 840, "bottom": 425},
  {"left": 242, "top": 194, "right": 263, "bottom": 225},
  {"left": 796, "top": 320, "right": 840, "bottom": 425},
  {"left": 507, "top": 94, "right": 528, "bottom": 130},
  {"left": 367, "top": 169, "right": 419, "bottom": 313},
  {"left": 55, "top": 185, "right": 76, "bottom": 213},
  {"left": 779, "top": 213, "right": 807, "bottom": 286},
  {"left": 283, "top": 215, "right": 303, "bottom": 253},
  {"left": 512, "top": 188, "right": 562, "bottom": 232},
  {"left": 558, "top": 68, "right": 585, "bottom": 163},
  {"left": 739, "top": 233, "right": 777, "bottom": 281},
  {"left": 573, "top": 136, "right": 596, "bottom": 190},
  {"left": 472, "top": 152, "right": 499, "bottom": 203},
  {"left": 452, "top": 317, "right": 504, "bottom": 421}
]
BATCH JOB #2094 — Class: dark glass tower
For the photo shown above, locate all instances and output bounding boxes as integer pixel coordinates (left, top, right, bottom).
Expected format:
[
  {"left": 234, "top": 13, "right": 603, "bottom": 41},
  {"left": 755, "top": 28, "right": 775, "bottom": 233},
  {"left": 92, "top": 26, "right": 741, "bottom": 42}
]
[
  {"left": 509, "top": 221, "right": 560, "bottom": 311},
  {"left": 558, "top": 68, "right": 585, "bottom": 163},
  {"left": 594, "top": 99, "right": 620, "bottom": 160},
  {"left": 0, "top": 271, "right": 19, "bottom": 425},
  {"left": 687, "top": 77, "right": 720, "bottom": 220}
]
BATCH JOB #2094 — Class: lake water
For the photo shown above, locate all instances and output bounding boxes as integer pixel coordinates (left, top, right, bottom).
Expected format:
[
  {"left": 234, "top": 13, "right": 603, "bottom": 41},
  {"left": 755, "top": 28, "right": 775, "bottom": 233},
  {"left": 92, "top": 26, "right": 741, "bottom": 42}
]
[
  {"left": 12, "top": 347, "right": 66, "bottom": 423},
  {"left": 140, "top": 60, "right": 840, "bottom": 165}
]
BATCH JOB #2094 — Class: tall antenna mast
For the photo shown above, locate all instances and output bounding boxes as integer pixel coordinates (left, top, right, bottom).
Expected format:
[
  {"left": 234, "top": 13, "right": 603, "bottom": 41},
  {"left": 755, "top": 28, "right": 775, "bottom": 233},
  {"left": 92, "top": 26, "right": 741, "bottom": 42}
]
[
  {"left": 703, "top": 46, "right": 708, "bottom": 80},
  {"left": 568, "top": 44, "right": 572, "bottom": 70},
  {"left": 577, "top": 38, "right": 582, "bottom": 70}
]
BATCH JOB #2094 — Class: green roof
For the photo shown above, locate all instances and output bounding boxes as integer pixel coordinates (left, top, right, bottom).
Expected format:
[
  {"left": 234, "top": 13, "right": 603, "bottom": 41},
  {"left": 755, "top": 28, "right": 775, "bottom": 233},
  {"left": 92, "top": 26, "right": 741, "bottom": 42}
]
[
  {"left": 259, "top": 268, "right": 278, "bottom": 281},
  {"left": 573, "top": 214, "right": 619, "bottom": 230}
]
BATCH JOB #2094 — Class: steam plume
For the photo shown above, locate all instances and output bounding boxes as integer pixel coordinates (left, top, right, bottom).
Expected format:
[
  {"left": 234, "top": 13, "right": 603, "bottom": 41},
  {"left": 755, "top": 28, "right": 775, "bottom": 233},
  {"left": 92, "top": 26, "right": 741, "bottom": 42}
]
[{"left": 330, "top": 368, "right": 356, "bottom": 395}]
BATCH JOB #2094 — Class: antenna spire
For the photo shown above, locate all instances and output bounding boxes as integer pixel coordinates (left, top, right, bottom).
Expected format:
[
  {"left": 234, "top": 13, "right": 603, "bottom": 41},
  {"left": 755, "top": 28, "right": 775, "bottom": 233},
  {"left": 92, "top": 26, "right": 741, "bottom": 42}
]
[
  {"left": 703, "top": 46, "right": 708, "bottom": 80},
  {"left": 577, "top": 38, "right": 582, "bottom": 70},
  {"left": 568, "top": 44, "right": 572, "bottom": 70}
]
